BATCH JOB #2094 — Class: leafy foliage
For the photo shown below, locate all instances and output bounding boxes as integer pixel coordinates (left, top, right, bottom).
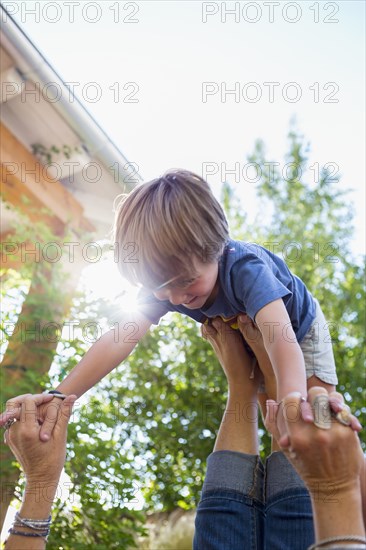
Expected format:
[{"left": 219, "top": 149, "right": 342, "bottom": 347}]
[
  {"left": 245, "top": 131, "right": 365, "bottom": 426},
  {"left": 2, "top": 129, "right": 364, "bottom": 548},
  {"left": 50, "top": 130, "right": 366, "bottom": 544}
]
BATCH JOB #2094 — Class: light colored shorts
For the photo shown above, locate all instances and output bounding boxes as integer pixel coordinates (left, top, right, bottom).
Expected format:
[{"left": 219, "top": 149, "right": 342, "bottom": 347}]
[
  {"left": 299, "top": 298, "right": 338, "bottom": 386},
  {"left": 258, "top": 298, "right": 338, "bottom": 394}
]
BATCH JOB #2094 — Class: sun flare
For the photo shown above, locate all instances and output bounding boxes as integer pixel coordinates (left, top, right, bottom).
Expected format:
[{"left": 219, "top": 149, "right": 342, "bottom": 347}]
[{"left": 80, "top": 256, "right": 141, "bottom": 313}]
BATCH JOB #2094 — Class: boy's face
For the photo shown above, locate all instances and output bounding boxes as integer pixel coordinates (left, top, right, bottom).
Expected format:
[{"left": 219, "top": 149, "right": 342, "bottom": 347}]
[{"left": 152, "top": 260, "right": 219, "bottom": 309}]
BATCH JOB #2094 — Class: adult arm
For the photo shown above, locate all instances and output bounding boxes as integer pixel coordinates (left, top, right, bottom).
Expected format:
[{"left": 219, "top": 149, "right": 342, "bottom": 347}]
[
  {"left": 267, "top": 388, "right": 365, "bottom": 547},
  {"left": 194, "top": 318, "right": 263, "bottom": 550},
  {"left": 202, "top": 317, "right": 260, "bottom": 454},
  {"left": 4, "top": 393, "right": 76, "bottom": 549}
]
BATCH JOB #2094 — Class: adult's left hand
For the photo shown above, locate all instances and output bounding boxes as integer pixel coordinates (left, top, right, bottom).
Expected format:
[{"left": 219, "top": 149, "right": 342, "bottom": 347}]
[{"left": 4, "top": 393, "right": 77, "bottom": 484}]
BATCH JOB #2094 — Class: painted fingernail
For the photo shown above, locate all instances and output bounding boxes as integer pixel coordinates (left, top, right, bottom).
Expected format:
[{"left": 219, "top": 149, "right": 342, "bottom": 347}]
[{"left": 42, "top": 434, "right": 50, "bottom": 441}]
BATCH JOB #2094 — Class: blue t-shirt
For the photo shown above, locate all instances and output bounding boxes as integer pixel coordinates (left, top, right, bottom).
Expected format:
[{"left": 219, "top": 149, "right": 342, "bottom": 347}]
[{"left": 137, "top": 239, "right": 316, "bottom": 343}]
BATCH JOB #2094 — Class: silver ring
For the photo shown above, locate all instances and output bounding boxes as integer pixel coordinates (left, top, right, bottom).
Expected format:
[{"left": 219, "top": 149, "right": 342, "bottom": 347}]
[
  {"left": 3, "top": 418, "right": 16, "bottom": 431},
  {"left": 3, "top": 417, "right": 16, "bottom": 445},
  {"left": 313, "top": 394, "right": 332, "bottom": 430},
  {"left": 333, "top": 404, "right": 352, "bottom": 426}
]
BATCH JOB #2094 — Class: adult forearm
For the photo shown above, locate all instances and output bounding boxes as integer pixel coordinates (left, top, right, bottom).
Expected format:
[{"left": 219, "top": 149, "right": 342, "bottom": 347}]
[
  {"left": 214, "top": 386, "right": 259, "bottom": 455},
  {"left": 5, "top": 480, "right": 59, "bottom": 550},
  {"left": 311, "top": 482, "right": 365, "bottom": 544}
]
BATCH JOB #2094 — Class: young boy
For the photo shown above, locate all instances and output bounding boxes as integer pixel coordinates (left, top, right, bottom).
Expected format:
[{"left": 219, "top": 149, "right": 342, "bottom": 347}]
[
  {"left": 114, "top": 170, "right": 337, "bottom": 406},
  {"left": 3, "top": 169, "right": 338, "bottom": 440}
]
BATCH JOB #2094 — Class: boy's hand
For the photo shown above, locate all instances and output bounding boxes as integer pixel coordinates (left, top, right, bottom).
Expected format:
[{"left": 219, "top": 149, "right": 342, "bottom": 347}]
[
  {"left": 1, "top": 393, "right": 53, "bottom": 426},
  {"left": 1, "top": 393, "right": 66, "bottom": 441}
]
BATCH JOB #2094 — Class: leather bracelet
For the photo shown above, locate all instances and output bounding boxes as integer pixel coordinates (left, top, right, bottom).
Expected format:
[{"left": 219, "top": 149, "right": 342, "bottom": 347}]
[{"left": 47, "top": 390, "right": 67, "bottom": 400}]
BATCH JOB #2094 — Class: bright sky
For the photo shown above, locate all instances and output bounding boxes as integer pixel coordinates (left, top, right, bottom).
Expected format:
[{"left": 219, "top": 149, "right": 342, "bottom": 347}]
[{"left": 8, "top": 0, "right": 365, "bottom": 263}]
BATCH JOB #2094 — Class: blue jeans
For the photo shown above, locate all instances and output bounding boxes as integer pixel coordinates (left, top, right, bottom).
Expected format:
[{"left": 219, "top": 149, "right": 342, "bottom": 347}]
[{"left": 194, "top": 451, "right": 314, "bottom": 550}]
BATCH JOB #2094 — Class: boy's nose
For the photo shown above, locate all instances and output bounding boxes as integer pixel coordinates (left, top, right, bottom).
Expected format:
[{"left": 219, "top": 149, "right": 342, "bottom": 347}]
[
  {"left": 168, "top": 290, "right": 187, "bottom": 305},
  {"left": 153, "top": 289, "right": 188, "bottom": 305},
  {"left": 153, "top": 289, "right": 168, "bottom": 301}
]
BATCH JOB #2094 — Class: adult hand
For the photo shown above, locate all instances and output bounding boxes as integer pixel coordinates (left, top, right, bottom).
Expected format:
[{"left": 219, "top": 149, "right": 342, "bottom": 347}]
[
  {"left": 0, "top": 393, "right": 52, "bottom": 426},
  {"left": 237, "top": 314, "right": 277, "bottom": 400},
  {"left": 201, "top": 316, "right": 261, "bottom": 388},
  {"left": 1, "top": 392, "right": 65, "bottom": 442},
  {"left": 4, "top": 393, "right": 77, "bottom": 483},
  {"left": 265, "top": 387, "right": 363, "bottom": 495}
]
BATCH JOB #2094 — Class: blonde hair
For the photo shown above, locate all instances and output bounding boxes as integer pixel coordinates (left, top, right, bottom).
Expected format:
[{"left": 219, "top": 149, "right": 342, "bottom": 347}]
[{"left": 113, "top": 169, "right": 229, "bottom": 288}]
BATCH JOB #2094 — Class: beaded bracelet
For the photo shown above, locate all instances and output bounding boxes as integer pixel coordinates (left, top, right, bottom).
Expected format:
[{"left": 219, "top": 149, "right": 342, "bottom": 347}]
[
  {"left": 308, "top": 535, "right": 366, "bottom": 549},
  {"left": 14, "top": 512, "right": 51, "bottom": 531},
  {"left": 9, "top": 528, "right": 49, "bottom": 541}
]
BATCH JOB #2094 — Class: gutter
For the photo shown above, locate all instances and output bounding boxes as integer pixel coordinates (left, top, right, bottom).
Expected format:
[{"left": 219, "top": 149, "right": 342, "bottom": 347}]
[{"left": 0, "top": 3, "right": 143, "bottom": 190}]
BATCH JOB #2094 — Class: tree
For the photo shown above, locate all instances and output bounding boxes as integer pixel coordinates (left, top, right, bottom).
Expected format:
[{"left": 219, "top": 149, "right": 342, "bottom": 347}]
[
  {"left": 0, "top": 212, "right": 86, "bottom": 529},
  {"left": 2, "top": 129, "right": 364, "bottom": 548}
]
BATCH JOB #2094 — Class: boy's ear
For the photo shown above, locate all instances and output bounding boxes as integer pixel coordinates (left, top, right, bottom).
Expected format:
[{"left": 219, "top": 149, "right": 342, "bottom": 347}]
[{"left": 200, "top": 242, "right": 222, "bottom": 262}]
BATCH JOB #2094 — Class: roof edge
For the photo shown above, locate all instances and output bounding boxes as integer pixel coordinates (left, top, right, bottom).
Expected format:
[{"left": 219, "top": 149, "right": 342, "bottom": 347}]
[{"left": 0, "top": 3, "right": 142, "bottom": 190}]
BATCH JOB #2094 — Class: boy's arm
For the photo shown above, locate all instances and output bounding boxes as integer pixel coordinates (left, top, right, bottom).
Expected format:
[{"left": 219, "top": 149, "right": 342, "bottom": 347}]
[
  {"left": 255, "top": 298, "right": 307, "bottom": 401},
  {"left": 0, "top": 312, "right": 153, "bottom": 436},
  {"left": 55, "top": 312, "right": 152, "bottom": 397},
  {"left": 36, "top": 312, "right": 152, "bottom": 440}
]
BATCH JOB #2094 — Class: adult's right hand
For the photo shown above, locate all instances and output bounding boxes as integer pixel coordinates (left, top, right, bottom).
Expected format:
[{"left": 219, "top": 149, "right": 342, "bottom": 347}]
[{"left": 266, "top": 388, "right": 363, "bottom": 496}]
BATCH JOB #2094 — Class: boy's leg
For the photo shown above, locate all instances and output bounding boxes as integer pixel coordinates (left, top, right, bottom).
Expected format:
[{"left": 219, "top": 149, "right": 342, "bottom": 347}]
[
  {"left": 307, "top": 375, "right": 335, "bottom": 393},
  {"left": 194, "top": 319, "right": 264, "bottom": 550}
]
